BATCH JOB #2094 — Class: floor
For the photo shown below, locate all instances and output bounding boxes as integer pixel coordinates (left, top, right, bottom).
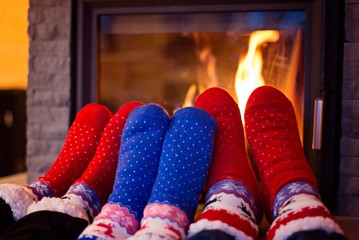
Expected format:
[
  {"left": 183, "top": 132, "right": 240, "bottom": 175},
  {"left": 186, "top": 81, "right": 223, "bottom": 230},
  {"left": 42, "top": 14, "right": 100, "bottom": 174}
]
[{"left": 0, "top": 172, "right": 358, "bottom": 239}]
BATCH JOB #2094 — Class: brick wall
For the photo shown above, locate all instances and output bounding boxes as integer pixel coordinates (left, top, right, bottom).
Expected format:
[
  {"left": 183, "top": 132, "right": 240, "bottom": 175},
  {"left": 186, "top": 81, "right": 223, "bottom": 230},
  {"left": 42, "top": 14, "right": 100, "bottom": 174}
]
[
  {"left": 339, "top": 0, "right": 359, "bottom": 216},
  {"left": 26, "top": 0, "right": 72, "bottom": 182},
  {"left": 26, "top": 0, "right": 359, "bottom": 216}
]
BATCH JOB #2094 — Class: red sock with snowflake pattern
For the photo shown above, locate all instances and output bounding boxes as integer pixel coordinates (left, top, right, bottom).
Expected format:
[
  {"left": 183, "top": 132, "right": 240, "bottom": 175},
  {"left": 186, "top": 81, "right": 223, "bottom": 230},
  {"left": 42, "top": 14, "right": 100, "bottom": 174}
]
[
  {"left": 27, "top": 102, "right": 143, "bottom": 223},
  {"left": 188, "top": 87, "right": 262, "bottom": 240},
  {"left": 245, "top": 86, "right": 346, "bottom": 240}
]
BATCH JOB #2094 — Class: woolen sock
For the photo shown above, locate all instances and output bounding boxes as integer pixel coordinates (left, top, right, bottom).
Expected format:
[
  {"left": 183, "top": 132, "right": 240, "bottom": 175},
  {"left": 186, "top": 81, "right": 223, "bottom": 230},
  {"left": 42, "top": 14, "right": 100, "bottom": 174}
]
[
  {"left": 129, "top": 107, "right": 216, "bottom": 240},
  {"left": 78, "top": 104, "right": 170, "bottom": 240},
  {"left": 27, "top": 102, "right": 143, "bottom": 223},
  {"left": 245, "top": 86, "right": 346, "bottom": 240},
  {"left": 193, "top": 87, "right": 261, "bottom": 203},
  {"left": 0, "top": 103, "right": 112, "bottom": 221},
  {"left": 73, "top": 102, "right": 144, "bottom": 207},
  {"left": 188, "top": 87, "right": 262, "bottom": 240},
  {"left": 31, "top": 103, "right": 113, "bottom": 198}
]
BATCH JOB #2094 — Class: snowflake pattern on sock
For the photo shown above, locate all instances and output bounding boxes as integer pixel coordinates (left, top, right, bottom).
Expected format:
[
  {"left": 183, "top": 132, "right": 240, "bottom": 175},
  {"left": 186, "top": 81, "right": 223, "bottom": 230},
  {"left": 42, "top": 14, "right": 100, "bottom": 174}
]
[
  {"left": 273, "top": 181, "right": 321, "bottom": 219},
  {"left": 65, "top": 183, "right": 102, "bottom": 221},
  {"left": 207, "top": 180, "right": 260, "bottom": 222},
  {"left": 188, "top": 180, "right": 260, "bottom": 240},
  {"left": 27, "top": 180, "right": 55, "bottom": 200}
]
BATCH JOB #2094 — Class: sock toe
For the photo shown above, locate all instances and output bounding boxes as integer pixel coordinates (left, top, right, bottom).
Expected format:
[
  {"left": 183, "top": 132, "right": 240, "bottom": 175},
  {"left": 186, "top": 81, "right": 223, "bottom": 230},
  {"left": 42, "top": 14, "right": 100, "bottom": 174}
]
[
  {"left": 194, "top": 87, "right": 237, "bottom": 110},
  {"left": 245, "top": 85, "right": 292, "bottom": 113}
]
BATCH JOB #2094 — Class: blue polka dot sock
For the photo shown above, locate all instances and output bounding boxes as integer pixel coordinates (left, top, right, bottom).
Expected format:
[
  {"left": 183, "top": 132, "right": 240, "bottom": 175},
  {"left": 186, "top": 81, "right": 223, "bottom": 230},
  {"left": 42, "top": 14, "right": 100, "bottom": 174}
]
[
  {"left": 78, "top": 104, "right": 170, "bottom": 240},
  {"left": 129, "top": 107, "right": 216, "bottom": 240}
]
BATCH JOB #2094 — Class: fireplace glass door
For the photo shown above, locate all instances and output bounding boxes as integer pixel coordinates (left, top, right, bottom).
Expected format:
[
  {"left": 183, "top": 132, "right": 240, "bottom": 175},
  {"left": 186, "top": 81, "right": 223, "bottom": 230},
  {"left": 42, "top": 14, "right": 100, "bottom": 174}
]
[{"left": 97, "top": 11, "right": 306, "bottom": 138}]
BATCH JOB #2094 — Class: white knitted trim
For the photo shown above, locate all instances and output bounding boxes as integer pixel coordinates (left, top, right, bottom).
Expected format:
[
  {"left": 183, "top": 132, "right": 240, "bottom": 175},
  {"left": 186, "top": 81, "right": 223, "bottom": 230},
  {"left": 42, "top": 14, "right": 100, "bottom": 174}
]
[
  {"left": 27, "top": 195, "right": 90, "bottom": 222},
  {"left": 130, "top": 216, "right": 186, "bottom": 240},
  {"left": 272, "top": 215, "right": 344, "bottom": 240},
  {"left": 276, "top": 194, "right": 323, "bottom": 215},
  {"left": 0, "top": 183, "right": 37, "bottom": 220},
  {"left": 188, "top": 219, "right": 254, "bottom": 240},
  {"left": 79, "top": 218, "right": 131, "bottom": 240},
  {"left": 271, "top": 194, "right": 344, "bottom": 240}
]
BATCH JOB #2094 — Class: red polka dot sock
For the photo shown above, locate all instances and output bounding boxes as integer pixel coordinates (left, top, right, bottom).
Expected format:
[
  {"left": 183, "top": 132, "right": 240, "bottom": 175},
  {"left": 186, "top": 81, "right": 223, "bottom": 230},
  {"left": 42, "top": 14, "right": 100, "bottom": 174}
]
[
  {"left": 245, "top": 86, "right": 346, "bottom": 240},
  {"left": 30, "top": 103, "right": 113, "bottom": 198},
  {"left": 73, "top": 101, "right": 144, "bottom": 206},
  {"left": 188, "top": 87, "right": 262, "bottom": 239},
  {"left": 193, "top": 87, "right": 261, "bottom": 202},
  {"left": 0, "top": 103, "right": 112, "bottom": 221},
  {"left": 26, "top": 102, "right": 143, "bottom": 223}
]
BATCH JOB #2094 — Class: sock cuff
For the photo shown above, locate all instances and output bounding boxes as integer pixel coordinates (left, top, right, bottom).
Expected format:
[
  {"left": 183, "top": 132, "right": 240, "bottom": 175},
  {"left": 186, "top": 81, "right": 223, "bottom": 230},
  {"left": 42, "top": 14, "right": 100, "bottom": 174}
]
[
  {"left": 28, "top": 179, "right": 55, "bottom": 200},
  {"left": 66, "top": 183, "right": 102, "bottom": 219},
  {"left": 0, "top": 183, "right": 36, "bottom": 220},
  {"left": 94, "top": 203, "right": 139, "bottom": 235},
  {"left": 207, "top": 180, "right": 262, "bottom": 223},
  {"left": 268, "top": 205, "right": 344, "bottom": 240},
  {"left": 190, "top": 210, "right": 258, "bottom": 240},
  {"left": 78, "top": 218, "right": 132, "bottom": 240},
  {"left": 273, "top": 181, "right": 321, "bottom": 219},
  {"left": 142, "top": 203, "right": 190, "bottom": 231},
  {"left": 26, "top": 196, "right": 90, "bottom": 222}
]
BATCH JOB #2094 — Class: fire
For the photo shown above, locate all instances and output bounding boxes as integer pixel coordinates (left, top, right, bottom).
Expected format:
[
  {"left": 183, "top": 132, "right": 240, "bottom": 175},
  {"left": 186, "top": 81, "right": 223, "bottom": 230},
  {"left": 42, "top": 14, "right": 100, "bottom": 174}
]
[
  {"left": 183, "top": 30, "right": 280, "bottom": 120},
  {"left": 235, "top": 30, "right": 280, "bottom": 122},
  {"left": 182, "top": 83, "right": 197, "bottom": 108}
]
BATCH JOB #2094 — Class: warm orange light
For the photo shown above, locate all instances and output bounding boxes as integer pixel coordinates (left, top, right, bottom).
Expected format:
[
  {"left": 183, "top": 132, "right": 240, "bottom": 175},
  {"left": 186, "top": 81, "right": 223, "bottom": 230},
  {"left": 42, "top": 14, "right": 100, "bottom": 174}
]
[
  {"left": 182, "top": 84, "right": 197, "bottom": 108},
  {"left": 235, "top": 30, "right": 280, "bottom": 121},
  {"left": 0, "top": 1, "right": 29, "bottom": 89}
]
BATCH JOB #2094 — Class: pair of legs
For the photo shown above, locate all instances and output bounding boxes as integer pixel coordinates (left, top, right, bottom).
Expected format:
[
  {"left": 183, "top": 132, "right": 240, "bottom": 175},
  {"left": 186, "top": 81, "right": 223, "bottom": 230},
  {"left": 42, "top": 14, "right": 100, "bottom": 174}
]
[
  {"left": 188, "top": 86, "right": 346, "bottom": 240},
  {"left": 78, "top": 103, "right": 217, "bottom": 239},
  {"left": 0, "top": 101, "right": 143, "bottom": 238}
]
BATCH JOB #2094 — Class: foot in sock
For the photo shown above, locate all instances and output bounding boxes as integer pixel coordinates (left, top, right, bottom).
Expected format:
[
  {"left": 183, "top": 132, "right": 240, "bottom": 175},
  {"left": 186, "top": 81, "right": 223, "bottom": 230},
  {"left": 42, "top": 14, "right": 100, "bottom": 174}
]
[
  {"left": 78, "top": 104, "right": 170, "bottom": 240},
  {"left": 27, "top": 102, "right": 143, "bottom": 223},
  {"left": 0, "top": 103, "right": 112, "bottom": 222},
  {"left": 245, "top": 86, "right": 346, "bottom": 240},
  {"left": 188, "top": 87, "right": 262, "bottom": 240},
  {"left": 128, "top": 106, "right": 216, "bottom": 240}
]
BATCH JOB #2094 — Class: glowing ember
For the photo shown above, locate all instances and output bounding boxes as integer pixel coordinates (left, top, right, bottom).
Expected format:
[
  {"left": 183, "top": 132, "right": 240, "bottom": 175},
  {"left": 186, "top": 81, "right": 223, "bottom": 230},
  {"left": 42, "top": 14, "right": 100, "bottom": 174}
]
[{"left": 235, "top": 30, "right": 280, "bottom": 122}]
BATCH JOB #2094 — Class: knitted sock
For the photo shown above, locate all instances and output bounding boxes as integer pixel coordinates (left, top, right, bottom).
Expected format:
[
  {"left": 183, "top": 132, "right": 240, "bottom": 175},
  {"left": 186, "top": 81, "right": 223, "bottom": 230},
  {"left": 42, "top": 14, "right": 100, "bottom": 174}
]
[
  {"left": 31, "top": 103, "right": 113, "bottom": 198},
  {"left": 129, "top": 107, "right": 216, "bottom": 240},
  {"left": 78, "top": 104, "right": 170, "bottom": 240},
  {"left": 0, "top": 103, "right": 112, "bottom": 221},
  {"left": 245, "top": 86, "right": 346, "bottom": 240},
  {"left": 27, "top": 102, "right": 143, "bottom": 223},
  {"left": 188, "top": 87, "right": 262, "bottom": 239}
]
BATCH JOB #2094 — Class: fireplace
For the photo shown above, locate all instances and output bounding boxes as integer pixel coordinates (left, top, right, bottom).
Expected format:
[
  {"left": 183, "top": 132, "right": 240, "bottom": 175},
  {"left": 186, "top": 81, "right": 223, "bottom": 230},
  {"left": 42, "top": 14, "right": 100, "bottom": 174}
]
[
  {"left": 26, "top": 0, "right": 353, "bottom": 215},
  {"left": 75, "top": 0, "right": 341, "bottom": 211}
]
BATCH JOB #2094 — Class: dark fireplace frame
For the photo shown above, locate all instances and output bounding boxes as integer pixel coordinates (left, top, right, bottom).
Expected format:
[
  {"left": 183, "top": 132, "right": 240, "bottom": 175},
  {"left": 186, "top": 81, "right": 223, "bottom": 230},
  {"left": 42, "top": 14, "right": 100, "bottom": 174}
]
[{"left": 73, "top": 0, "right": 344, "bottom": 212}]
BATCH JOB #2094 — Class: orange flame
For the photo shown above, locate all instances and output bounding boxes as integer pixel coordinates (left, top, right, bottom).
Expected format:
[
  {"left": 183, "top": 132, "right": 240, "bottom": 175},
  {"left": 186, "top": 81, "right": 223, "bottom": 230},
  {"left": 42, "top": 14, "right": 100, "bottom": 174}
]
[
  {"left": 235, "top": 30, "right": 280, "bottom": 121},
  {"left": 182, "top": 84, "right": 197, "bottom": 108}
]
